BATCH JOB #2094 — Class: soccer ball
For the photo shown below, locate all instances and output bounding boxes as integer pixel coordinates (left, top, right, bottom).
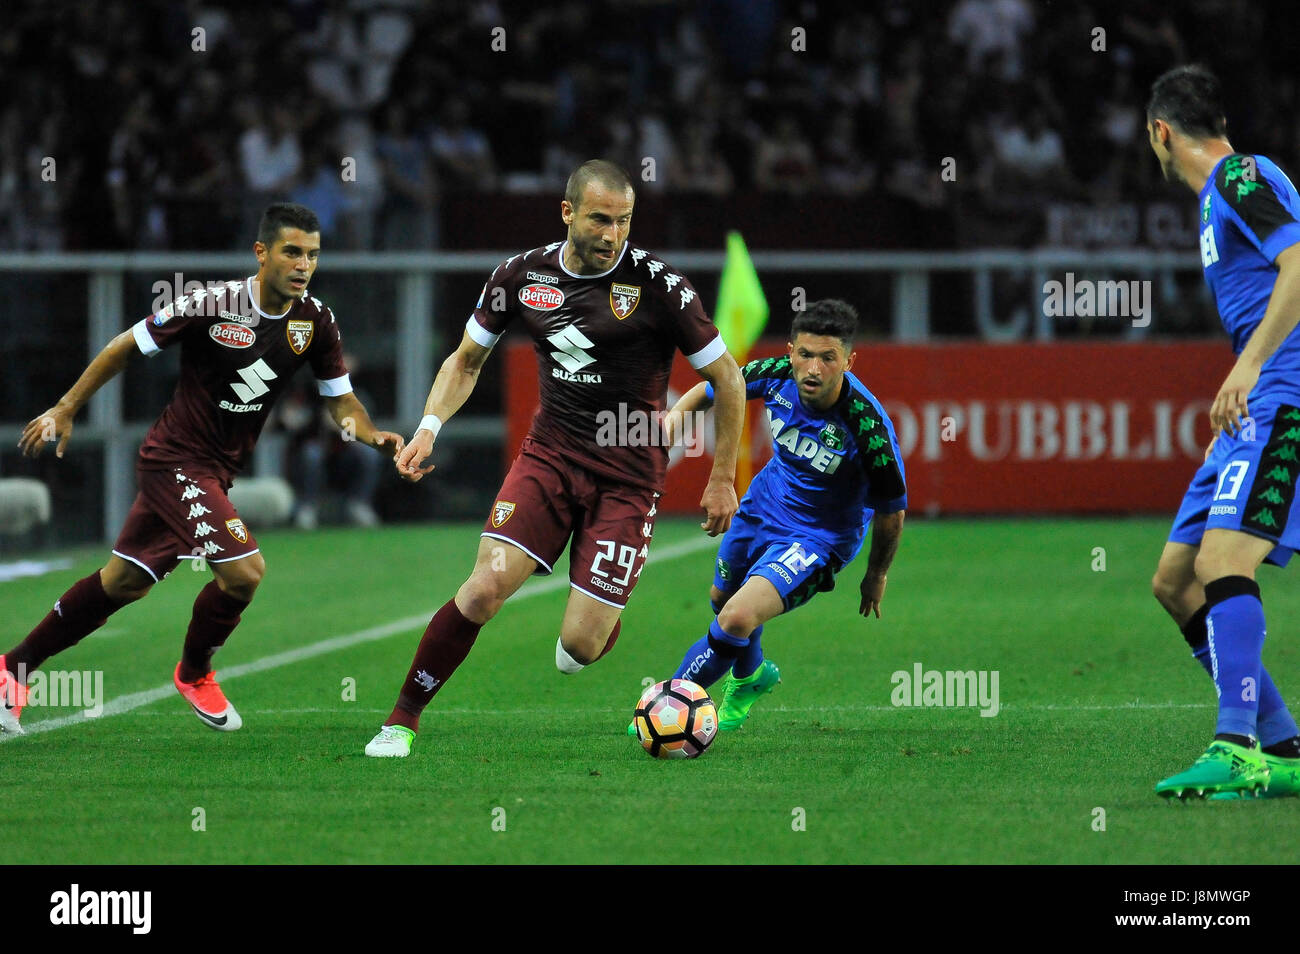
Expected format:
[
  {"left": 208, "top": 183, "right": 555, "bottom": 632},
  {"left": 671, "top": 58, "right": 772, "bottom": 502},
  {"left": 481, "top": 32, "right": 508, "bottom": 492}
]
[{"left": 632, "top": 679, "right": 718, "bottom": 759}]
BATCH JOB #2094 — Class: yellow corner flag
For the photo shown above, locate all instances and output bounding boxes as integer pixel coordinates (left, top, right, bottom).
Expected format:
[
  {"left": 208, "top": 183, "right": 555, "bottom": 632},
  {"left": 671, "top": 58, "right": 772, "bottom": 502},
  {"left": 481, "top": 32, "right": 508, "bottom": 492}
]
[
  {"left": 713, "top": 231, "right": 768, "bottom": 494},
  {"left": 714, "top": 231, "right": 769, "bottom": 360}
]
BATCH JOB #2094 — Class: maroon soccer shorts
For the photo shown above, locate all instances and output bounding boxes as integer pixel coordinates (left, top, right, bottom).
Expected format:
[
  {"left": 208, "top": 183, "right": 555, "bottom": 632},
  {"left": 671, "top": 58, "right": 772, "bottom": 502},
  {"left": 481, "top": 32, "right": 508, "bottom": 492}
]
[
  {"left": 482, "top": 438, "right": 659, "bottom": 608},
  {"left": 112, "top": 466, "right": 260, "bottom": 582}
]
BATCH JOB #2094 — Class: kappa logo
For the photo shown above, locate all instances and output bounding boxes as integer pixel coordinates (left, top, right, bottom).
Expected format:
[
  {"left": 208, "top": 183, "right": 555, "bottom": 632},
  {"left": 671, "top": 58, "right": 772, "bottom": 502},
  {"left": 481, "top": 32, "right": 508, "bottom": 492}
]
[
  {"left": 519, "top": 283, "right": 565, "bottom": 311},
  {"left": 209, "top": 322, "right": 256, "bottom": 349},
  {"left": 526, "top": 270, "right": 559, "bottom": 285},
  {"left": 225, "top": 518, "right": 248, "bottom": 543},
  {"left": 610, "top": 283, "right": 641, "bottom": 319},
  {"left": 287, "top": 320, "right": 313, "bottom": 355},
  {"left": 492, "top": 501, "right": 516, "bottom": 528}
]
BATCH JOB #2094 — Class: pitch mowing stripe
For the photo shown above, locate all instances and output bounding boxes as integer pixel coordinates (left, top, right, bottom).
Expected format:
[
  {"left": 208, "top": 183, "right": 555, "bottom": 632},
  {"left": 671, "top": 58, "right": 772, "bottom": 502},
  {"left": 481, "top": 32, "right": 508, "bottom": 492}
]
[{"left": 13, "top": 533, "right": 718, "bottom": 737}]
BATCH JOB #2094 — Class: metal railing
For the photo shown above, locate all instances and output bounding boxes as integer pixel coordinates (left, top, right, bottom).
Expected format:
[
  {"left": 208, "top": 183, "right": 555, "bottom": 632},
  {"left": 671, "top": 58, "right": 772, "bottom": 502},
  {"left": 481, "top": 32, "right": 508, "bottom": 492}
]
[{"left": 0, "top": 248, "right": 1204, "bottom": 541}]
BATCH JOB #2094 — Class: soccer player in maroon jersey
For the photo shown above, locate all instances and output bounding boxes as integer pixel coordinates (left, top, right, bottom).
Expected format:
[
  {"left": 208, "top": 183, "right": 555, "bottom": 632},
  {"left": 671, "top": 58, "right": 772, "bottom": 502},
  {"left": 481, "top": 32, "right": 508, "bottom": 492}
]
[
  {"left": 364, "top": 160, "right": 745, "bottom": 757},
  {"left": 1, "top": 203, "right": 403, "bottom": 735}
]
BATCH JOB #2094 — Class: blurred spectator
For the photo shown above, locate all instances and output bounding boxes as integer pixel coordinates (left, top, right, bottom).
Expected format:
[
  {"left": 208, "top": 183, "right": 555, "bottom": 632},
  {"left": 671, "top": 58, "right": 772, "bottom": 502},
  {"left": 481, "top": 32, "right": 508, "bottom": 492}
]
[
  {"left": 820, "top": 113, "right": 876, "bottom": 196},
  {"left": 239, "top": 103, "right": 303, "bottom": 237},
  {"left": 754, "top": 115, "right": 817, "bottom": 195},
  {"left": 428, "top": 97, "right": 497, "bottom": 192},
  {"left": 275, "top": 363, "right": 383, "bottom": 530},
  {"left": 3, "top": 0, "right": 1300, "bottom": 253},
  {"left": 675, "top": 123, "right": 733, "bottom": 196},
  {"left": 375, "top": 101, "right": 438, "bottom": 249},
  {"left": 989, "top": 105, "right": 1070, "bottom": 183},
  {"left": 106, "top": 92, "right": 166, "bottom": 248},
  {"left": 947, "top": 0, "right": 1035, "bottom": 81}
]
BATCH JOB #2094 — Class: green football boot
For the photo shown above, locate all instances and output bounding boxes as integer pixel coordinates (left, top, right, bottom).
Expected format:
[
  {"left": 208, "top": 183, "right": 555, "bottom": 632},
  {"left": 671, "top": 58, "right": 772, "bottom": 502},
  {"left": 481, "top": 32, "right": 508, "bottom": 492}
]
[
  {"left": 1209, "top": 752, "right": 1300, "bottom": 800},
  {"left": 1155, "top": 740, "right": 1270, "bottom": 800},
  {"left": 717, "top": 660, "right": 781, "bottom": 731}
]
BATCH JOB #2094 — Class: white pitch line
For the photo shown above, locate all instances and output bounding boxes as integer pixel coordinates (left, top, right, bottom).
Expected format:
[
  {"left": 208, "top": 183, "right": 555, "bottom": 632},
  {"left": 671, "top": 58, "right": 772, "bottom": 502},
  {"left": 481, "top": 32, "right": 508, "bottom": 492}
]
[{"left": 12, "top": 534, "right": 718, "bottom": 738}]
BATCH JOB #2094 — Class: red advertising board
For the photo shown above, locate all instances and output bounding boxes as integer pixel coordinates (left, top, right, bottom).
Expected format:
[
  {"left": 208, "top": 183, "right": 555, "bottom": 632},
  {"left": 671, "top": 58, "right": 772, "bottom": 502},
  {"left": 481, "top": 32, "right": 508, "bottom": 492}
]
[{"left": 503, "top": 340, "right": 1232, "bottom": 515}]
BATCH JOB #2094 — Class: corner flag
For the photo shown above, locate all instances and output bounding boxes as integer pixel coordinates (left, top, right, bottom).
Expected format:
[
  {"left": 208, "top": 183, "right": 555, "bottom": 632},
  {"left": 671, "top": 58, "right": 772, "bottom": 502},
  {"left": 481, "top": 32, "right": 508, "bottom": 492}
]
[
  {"left": 713, "top": 231, "right": 768, "bottom": 494},
  {"left": 714, "top": 231, "right": 768, "bottom": 359}
]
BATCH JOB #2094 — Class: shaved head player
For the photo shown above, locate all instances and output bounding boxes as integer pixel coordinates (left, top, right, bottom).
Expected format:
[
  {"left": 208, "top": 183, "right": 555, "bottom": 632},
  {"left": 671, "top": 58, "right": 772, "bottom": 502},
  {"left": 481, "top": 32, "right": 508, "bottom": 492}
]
[
  {"left": 2, "top": 203, "right": 403, "bottom": 735},
  {"left": 365, "top": 160, "right": 745, "bottom": 757}
]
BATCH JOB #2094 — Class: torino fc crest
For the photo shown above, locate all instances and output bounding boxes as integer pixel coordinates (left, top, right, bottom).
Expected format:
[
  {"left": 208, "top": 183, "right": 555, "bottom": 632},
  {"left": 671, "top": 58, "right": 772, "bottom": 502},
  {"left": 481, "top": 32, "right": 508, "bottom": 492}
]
[
  {"left": 287, "top": 320, "right": 313, "bottom": 355},
  {"left": 492, "top": 501, "right": 515, "bottom": 528},
  {"left": 610, "top": 283, "right": 641, "bottom": 319},
  {"left": 225, "top": 518, "right": 249, "bottom": 543}
]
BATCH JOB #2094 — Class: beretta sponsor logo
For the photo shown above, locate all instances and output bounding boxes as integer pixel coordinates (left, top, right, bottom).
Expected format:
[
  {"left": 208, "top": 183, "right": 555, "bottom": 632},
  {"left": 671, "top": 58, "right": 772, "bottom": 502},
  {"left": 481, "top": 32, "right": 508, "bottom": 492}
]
[
  {"left": 518, "top": 283, "right": 565, "bottom": 311},
  {"left": 208, "top": 323, "right": 255, "bottom": 349}
]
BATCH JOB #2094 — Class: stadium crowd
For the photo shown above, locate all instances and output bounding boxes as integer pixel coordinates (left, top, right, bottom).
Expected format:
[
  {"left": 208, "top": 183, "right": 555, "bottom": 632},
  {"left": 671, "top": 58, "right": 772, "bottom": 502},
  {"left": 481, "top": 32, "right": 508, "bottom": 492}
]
[{"left": 0, "top": 0, "right": 1293, "bottom": 251}]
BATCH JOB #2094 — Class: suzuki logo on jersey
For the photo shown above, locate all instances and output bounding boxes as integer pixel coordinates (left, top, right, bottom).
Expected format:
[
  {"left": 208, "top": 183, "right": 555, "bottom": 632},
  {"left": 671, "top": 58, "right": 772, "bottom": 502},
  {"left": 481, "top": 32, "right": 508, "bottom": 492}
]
[
  {"left": 209, "top": 323, "right": 255, "bottom": 349},
  {"left": 224, "top": 358, "right": 276, "bottom": 411},
  {"left": 770, "top": 417, "right": 845, "bottom": 474},
  {"left": 287, "top": 320, "right": 313, "bottom": 355},
  {"left": 547, "top": 324, "right": 602, "bottom": 381},
  {"left": 610, "top": 283, "right": 641, "bottom": 319},
  {"left": 1200, "top": 225, "right": 1219, "bottom": 268},
  {"left": 519, "top": 283, "right": 565, "bottom": 311}
]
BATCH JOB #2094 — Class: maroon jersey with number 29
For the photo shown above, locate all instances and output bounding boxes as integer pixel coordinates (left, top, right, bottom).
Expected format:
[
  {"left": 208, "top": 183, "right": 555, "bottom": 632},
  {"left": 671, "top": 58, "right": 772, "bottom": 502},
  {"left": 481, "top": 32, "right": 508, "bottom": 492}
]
[
  {"left": 469, "top": 241, "right": 725, "bottom": 491},
  {"left": 130, "top": 276, "right": 351, "bottom": 484}
]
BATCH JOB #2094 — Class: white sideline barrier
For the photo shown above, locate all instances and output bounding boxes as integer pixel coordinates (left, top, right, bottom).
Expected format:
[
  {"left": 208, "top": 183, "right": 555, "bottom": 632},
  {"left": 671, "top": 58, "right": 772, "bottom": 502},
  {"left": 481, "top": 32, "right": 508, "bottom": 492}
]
[
  {"left": 227, "top": 476, "right": 294, "bottom": 528},
  {"left": 0, "top": 478, "right": 53, "bottom": 535}
]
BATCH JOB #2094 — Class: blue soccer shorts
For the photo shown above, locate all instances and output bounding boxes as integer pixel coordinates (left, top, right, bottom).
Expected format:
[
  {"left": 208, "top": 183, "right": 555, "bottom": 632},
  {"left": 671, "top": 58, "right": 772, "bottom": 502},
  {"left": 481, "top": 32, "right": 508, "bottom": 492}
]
[
  {"left": 711, "top": 509, "right": 860, "bottom": 618},
  {"left": 1169, "top": 398, "right": 1300, "bottom": 567}
]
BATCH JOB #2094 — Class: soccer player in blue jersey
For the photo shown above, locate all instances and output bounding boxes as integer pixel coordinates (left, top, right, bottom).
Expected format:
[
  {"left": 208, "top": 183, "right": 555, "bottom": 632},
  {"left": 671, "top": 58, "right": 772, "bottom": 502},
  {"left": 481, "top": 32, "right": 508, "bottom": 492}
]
[
  {"left": 1147, "top": 65, "right": 1300, "bottom": 799},
  {"left": 643, "top": 299, "right": 906, "bottom": 731}
]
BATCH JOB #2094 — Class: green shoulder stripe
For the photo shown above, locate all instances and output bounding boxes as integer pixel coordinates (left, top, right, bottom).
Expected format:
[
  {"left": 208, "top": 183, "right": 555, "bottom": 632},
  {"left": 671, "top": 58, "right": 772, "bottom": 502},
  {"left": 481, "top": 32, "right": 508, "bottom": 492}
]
[
  {"left": 836, "top": 386, "right": 906, "bottom": 501},
  {"left": 741, "top": 355, "right": 792, "bottom": 383},
  {"left": 1216, "top": 154, "right": 1294, "bottom": 245}
]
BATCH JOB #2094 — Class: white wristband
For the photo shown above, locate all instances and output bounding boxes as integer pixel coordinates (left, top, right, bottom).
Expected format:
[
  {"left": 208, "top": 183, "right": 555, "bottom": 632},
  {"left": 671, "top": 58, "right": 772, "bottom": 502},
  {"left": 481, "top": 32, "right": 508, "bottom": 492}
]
[{"left": 418, "top": 414, "right": 443, "bottom": 439}]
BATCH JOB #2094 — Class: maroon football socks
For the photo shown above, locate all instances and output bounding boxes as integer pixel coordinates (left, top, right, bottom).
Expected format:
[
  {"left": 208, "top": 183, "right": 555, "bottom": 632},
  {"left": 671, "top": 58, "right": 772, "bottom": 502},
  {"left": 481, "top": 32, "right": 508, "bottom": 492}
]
[
  {"left": 386, "top": 598, "right": 483, "bottom": 730},
  {"left": 177, "top": 581, "right": 251, "bottom": 683},
  {"left": 598, "top": 620, "right": 622, "bottom": 660},
  {"left": 5, "top": 571, "right": 125, "bottom": 675}
]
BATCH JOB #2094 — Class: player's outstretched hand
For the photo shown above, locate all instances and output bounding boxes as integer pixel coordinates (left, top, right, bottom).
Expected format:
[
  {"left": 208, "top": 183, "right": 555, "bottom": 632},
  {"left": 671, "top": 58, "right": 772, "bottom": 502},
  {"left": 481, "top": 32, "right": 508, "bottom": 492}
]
[
  {"left": 19, "top": 407, "right": 72, "bottom": 459},
  {"left": 699, "top": 477, "right": 737, "bottom": 536},
  {"left": 371, "top": 430, "right": 406, "bottom": 460},
  {"left": 860, "top": 571, "right": 886, "bottom": 618},
  {"left": 1210, "top": 360, "right": 1259, "bottom": 437},
  {"left": 396, "top": 430, "right": 436, "bottom": 482},
  {"left": 661, "top": 408, "right": 684, "bottom": 447}
]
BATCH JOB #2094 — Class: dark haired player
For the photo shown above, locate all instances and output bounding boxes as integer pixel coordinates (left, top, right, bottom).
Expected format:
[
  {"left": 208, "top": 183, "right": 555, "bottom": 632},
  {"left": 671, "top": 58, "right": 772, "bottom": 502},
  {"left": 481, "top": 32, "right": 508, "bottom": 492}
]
[
  {"left": 1147, "top": 65, "right": 1300, "bottom": 798},
  {"left": 633, "top": 299, "right": 906, "bottom": 732},
  {"left": 365, "top": 159, "right": 745, "bottom": 757},
  {"left": 2, "top": 203, "right": 403, "bottom": 735}
]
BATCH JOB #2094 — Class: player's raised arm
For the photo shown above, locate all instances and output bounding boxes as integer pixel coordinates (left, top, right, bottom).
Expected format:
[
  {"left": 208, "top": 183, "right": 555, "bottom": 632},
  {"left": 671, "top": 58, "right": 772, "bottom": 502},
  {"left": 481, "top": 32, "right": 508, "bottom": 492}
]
[
  {"left": 323, "top": 391, "right": 406, "bottom": 461},
  {"left": 860, "top": 510, "right": 904, "bottom": 619},
  {"left": 1211, "top": 242, "right": 1300, "bottom": 436},
  {"left": 18, "top": 329, "right": 139, "bottom": 459},
  {"left": 693, "top": 353, "right": 744, "bottom": 535},
  {"left": 395, "top": 330, "right": 493, "bottom": 482}
]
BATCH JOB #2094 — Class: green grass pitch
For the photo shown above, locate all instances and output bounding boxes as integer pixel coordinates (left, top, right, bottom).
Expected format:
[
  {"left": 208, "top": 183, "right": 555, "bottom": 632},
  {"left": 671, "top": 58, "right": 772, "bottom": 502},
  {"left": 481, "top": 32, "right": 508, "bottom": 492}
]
[{"left": 2, "top": 517, "right": 1297, "bottom": 864}]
